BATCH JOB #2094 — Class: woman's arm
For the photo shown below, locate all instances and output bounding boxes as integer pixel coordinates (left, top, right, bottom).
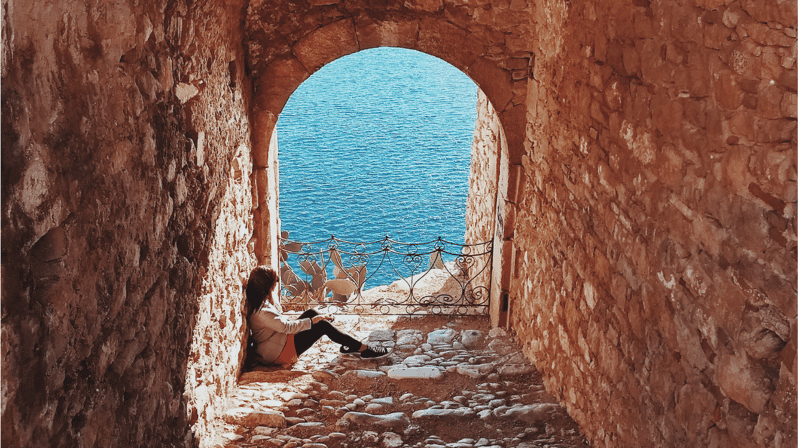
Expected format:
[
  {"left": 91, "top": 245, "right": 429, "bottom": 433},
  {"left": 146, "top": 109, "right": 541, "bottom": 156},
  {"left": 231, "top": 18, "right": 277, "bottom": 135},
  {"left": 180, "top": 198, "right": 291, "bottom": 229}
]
[{"left": 254, "top": 308, "right": 312, "bottom": 335}]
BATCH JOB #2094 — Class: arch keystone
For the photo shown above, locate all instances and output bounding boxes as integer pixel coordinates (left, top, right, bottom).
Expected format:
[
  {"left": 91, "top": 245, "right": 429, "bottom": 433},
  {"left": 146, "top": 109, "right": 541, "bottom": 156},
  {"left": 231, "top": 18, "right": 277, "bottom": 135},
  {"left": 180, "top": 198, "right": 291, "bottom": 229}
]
[
  {"left": 292, "top": 19, "right": 360, "bottom": 73},
  {"left": 355, "top": 15, "right": 419, "bottom": 50}
]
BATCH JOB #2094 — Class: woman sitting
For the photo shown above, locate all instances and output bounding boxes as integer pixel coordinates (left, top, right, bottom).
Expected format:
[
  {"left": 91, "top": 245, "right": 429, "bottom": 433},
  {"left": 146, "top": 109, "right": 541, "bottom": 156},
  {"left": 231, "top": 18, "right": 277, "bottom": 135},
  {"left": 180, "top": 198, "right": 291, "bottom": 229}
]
[{"left": 246, "top": 266, "right": 390, "bottom": 366}]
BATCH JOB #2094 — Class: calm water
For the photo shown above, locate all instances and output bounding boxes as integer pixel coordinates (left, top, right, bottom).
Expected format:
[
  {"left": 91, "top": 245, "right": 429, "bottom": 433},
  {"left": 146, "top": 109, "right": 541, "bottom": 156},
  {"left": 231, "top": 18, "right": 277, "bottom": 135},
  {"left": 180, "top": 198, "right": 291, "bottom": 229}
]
[{"left": 277, "top": 48, "right": 477, "bottom": 286}]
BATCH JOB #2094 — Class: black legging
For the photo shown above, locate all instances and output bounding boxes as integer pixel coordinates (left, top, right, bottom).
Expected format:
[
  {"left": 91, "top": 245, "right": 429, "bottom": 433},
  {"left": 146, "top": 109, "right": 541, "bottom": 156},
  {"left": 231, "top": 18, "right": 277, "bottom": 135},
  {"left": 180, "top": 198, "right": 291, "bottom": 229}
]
[{"left": 293, "top": 309, "right": 363, "bottom": 356}]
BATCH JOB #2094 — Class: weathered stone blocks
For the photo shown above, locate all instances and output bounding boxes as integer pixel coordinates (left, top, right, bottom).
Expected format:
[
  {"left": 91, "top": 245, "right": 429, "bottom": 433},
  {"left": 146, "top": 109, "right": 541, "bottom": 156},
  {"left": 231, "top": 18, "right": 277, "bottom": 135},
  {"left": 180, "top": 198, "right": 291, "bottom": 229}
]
[
  {"left": 293, "top": 19, "right": 359, "bottom": 73},
  {"left": 3, "top": 0, "right": 256, "bottom": 446},
  {"left": 5, "top": 1, "right": 796, "bottom": 448}
]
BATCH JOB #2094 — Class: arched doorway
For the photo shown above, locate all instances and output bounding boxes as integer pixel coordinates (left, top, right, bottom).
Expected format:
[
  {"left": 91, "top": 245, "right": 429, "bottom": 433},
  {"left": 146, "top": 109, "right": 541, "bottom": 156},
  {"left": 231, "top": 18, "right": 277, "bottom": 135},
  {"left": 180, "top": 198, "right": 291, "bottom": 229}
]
[{"left": 247, "top": 14, "right": 530, "bottom": 327}]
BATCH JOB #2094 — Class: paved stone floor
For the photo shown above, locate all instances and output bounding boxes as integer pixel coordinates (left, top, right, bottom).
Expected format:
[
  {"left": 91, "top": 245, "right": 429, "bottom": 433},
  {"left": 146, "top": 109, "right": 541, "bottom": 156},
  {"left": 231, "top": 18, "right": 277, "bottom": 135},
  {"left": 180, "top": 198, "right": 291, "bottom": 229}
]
[{"left": 215, "top": 315, "right": 590, "bottom": 448}]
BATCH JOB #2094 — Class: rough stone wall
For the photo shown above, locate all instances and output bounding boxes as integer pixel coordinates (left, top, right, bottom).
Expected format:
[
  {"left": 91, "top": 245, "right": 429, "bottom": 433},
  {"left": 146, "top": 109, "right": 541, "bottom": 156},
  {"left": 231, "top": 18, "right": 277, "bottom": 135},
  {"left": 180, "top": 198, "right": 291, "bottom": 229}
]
[
  {"left": 466, "top": 90, "right": 501, "bottom": 249},
  {"left": 513, "top": 0, "right": 797, "bottom": 447},
  {"left": 4, "top": 1, "right": 796, "bottom": 447},
  {"left": 466, "top": 89, "right": 515, "bottom": 328},
  {"left": 1, "top": 0, "right": 254, "bottom": 446},
  {"left": 465, "top": 90, "right": 503, "bottom": 318}
]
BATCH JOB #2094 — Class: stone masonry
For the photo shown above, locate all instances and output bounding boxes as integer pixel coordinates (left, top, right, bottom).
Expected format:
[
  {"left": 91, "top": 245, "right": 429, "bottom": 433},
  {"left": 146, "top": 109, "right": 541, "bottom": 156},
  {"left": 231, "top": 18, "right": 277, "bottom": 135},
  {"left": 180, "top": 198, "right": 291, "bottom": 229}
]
[
  {"left": 515, "top": 1, "right": 796, "bottom": 447},
  {"left": 2, "top": 0, "right": 255, "bottom": 446},
  {"left": 2, "top": 1, "right": 796, "bottom": 448}
]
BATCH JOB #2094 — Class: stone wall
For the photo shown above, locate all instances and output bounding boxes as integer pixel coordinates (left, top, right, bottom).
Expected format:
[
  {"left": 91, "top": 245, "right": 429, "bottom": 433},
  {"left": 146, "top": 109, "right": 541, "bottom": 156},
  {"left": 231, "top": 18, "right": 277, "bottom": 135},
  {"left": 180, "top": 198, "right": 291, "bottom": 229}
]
[
  {"left": 3, "top": 0, "right": 796, "bottom": 447},
  {"left": 466, "top": 90, "right": 505, "bottom": 325},
  {"left": 466, "top": 90, "right": 501, "bottom": 253},
  {"left": 1, "top": 0, "right": 254, "bottom": 446},
  {"left": 513, "top": 0, "right": 797, "bottom": 447}
]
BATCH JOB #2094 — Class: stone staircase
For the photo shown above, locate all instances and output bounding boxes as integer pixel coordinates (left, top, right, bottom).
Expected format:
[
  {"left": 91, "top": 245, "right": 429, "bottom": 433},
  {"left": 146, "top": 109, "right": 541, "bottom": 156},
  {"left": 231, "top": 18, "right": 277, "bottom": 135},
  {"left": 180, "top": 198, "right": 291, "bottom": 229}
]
[{"left": 213, "top": 316, "right": 590, "bottom": 448}]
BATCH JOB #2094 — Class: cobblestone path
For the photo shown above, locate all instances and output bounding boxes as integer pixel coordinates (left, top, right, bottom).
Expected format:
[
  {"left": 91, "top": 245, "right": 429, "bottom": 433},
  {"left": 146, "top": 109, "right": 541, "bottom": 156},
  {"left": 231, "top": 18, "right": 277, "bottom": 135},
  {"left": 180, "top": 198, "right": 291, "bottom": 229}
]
[{"left": 215, "top": 315, "right": 590, "bottom": 448}]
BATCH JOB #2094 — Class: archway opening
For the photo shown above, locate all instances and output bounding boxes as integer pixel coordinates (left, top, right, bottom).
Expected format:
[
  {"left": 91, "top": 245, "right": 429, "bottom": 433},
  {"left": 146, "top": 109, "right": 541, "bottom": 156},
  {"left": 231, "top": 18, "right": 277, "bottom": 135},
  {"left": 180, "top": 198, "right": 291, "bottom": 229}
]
[
  {"left": 277, "top": 47, "right": 476, "bottom": 247},
  {"left": 248, "top": 16, "right": 523, "bottom": 325},
  {"left": 274, "top": 47, "right": 497, "bottom": 312}
]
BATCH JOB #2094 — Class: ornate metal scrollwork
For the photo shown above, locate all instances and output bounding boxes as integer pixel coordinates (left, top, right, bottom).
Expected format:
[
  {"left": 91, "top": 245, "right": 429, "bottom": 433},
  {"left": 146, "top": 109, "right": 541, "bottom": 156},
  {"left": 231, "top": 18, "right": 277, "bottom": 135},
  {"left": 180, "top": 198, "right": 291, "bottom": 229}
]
[{"left": 277, "top": 235, "right": 493, "bottom": 315}]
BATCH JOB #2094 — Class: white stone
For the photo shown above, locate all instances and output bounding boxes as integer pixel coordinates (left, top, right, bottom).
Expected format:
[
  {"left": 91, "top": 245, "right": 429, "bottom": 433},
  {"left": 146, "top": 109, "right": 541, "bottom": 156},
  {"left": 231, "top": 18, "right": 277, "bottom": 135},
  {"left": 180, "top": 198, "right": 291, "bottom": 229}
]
[
  {"left": 387, "top": 366, "right": 444, "bottom": 380},
  {"left": 502, "top": 352, "right": 528, "bottom": 364},
  {"left": 487, "top": 339, "right": 515, "bottom": 356},
  {"left": 371, "top": 396, "right": 394, "bottom": 405},
  {"left": 258, "top": 399, "right": 283, "bottom": 408},
  {"left": 327, "top": 391, "right": 346, "bottom": 399},
  {"left": 253, "top": 425, "right": 277, "bottom": 436},
  {"left": 396, "top": 330, "right": 423, "bottom": 346},
  {"left": 175, "top": 82, "right": 199, "bottom": 103},
  {"left": 498, "top": 364, "right": 535, "bottom": 376},
  {"left": 319, "top": 399, "right": 346, "bottom": 407},
  {"left": 412, "top": 407, "right": 475, "bottom": 418},
  {"left": 488, "top": 328, "right": 507, "bottom": 338},
  {"left": 222, "top": 407, "right": 286, "bottom": 428},
  {"left": 456, "top": 363, "right": 494, "bottom": 379},
  {"left": 356, "top": 370, "right": 386, "bottom": 378},
  {"left": 500, "top": 403, "right": 558, "bottom": 424},
  {"left": 382, "top": 431, "right": 404, "bottom": 448},
  {"left": 369, "top": 329, "right": 395, "bottom": 341},
  {"left": 280, "top": 392, "right": 308, "bottom": 401},
  {"left": 362, "top": 431, "right": 380, "bottom": 444},
  {"left": 311, "top": 370, "right": 338, "bottom": 381},
  {"left": 488, "top": 399, "right": 507, "bottom": 407},
  {"left": 364, "top": 403, "right": 386, "bottom": 413},
  {"left": 461, "top": 330, "right": 483, "bottom": 348},
  {"left": 340, "top": 412, "right": 410, "bottom": 430},
  {"left": 427, "top": 328, "right": 456, "bottom": 344},
  {"left": 403, "top": 354, "right": 431, "bottom": 365}
]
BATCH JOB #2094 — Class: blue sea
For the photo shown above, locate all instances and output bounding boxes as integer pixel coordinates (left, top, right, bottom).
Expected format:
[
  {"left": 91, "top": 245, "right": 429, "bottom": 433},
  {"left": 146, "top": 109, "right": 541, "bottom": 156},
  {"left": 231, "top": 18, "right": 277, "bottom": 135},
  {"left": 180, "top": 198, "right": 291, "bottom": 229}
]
[{"left": 277, "top": 47, "right": 477, "bottom": 246}]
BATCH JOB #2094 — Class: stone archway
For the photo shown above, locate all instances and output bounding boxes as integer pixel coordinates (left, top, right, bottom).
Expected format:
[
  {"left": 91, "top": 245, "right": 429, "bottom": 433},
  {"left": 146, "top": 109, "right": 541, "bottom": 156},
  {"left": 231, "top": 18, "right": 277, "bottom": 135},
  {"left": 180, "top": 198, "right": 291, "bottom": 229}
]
[{"left": 245, "top": 7, "right": 533, "bottom": 326}]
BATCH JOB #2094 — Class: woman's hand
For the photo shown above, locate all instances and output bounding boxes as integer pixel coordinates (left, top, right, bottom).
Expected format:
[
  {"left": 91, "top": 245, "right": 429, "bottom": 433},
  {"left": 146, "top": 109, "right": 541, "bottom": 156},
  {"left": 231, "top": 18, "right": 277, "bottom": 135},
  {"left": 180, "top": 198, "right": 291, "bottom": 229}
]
[{"left": 311, "top": 314, "right": 334, "bottom": 325}]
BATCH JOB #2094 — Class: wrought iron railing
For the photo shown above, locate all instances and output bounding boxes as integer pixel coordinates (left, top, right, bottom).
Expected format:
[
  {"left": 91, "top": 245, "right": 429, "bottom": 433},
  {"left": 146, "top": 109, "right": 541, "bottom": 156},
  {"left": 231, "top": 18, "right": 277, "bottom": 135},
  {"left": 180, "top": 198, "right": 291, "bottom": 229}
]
[{"left": 277, "top": 235, "right": 493, "bottom": 315}]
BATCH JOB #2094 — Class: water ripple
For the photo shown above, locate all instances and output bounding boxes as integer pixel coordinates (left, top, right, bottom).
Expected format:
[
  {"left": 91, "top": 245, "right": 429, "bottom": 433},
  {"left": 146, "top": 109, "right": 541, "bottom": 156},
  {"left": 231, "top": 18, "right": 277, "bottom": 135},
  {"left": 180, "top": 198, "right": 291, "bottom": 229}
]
[{"left": 277, "top": 48, "right": 476, "bottom": 247}]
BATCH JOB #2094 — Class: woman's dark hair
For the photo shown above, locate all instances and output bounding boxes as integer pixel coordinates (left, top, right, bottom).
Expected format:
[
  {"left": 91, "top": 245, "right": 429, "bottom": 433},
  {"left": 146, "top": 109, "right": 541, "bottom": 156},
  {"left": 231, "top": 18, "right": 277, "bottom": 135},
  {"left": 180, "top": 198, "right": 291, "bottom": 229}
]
[{"left": 246, "top": 266, "right": 278, "bottom": 316}]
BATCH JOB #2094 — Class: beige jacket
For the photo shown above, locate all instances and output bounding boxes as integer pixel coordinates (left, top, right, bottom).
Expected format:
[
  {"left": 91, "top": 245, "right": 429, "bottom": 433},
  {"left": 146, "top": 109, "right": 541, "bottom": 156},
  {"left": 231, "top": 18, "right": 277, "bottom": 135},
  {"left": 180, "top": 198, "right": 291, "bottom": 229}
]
[{"left": 249, "top": 303, "right": 312, "bottom": 364}]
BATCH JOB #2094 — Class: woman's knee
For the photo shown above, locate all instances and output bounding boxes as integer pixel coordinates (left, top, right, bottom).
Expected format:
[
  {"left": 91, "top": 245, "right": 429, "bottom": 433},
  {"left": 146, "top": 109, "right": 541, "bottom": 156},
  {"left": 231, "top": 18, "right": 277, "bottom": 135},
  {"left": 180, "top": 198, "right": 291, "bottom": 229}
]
[
  {"left": 314, "top": 320, "right": 334, "bottom": 331},
  {"left": 299, "top": 309, "right": 319, "bottom": 319}
]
